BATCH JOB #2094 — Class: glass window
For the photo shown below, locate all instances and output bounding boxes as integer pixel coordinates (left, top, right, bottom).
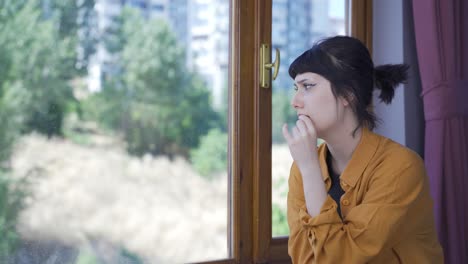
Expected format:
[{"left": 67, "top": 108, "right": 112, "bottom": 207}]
[
  {"left": 0, "top": 0, "right": 229, "bottom": 263},
  {"left": 272, "top": 0, "right": 347, "bottom": 237}
]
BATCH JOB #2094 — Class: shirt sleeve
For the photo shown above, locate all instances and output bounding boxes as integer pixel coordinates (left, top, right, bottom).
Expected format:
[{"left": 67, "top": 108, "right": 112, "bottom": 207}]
[{"left": 287, "top": 161, "right": 426, "bottom": 263}]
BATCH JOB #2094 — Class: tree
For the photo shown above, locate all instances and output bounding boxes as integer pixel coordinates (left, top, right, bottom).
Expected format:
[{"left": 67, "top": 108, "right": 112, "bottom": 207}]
[
  {"left": 190, "top": 128, "right": 228, "bottom": 178},
  {"left": 42, "top": 0, "right": 98, "bottom": 74},
  {"left": 0, "top": 0, "right": 77, "bottom": 137},
  {"left": 0, "top": 3, "right": 28, "bottom": 254},
  {"left": 92, "top": 8, "right": 219, "bottom": 157},
  {"left": 0, "top": 172, "right": 26, "bottom": 259},
  {"left": 77, "top": 0, "right": 98, "bottom": 72}
]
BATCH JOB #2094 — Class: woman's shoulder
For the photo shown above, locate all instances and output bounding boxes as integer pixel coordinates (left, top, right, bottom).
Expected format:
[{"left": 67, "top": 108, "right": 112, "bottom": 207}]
[
  {"left": 377, "top": 134, "right": 422, "bottom": 162},
  {"left": 371, "top": 133, "right": 426, "bottom": 176},
  {"left": 363, "top": 134, "right": 430, "bottom": 198}
]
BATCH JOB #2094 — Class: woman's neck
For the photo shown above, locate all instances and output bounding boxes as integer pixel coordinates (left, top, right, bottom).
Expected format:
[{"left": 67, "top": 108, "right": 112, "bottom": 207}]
[{"left": 322, "top": 124, "right": 363, "bottom": 175}]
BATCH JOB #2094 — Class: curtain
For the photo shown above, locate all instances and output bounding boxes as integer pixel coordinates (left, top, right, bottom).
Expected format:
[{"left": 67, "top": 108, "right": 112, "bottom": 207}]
[{"left": 412, "top": 0, "right": 468, "bottom": 263}]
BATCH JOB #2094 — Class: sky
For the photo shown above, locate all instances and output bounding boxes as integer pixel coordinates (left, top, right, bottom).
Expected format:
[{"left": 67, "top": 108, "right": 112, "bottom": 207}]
[{"left": 329, "top": 0, "right": 346, "bottom": 19}]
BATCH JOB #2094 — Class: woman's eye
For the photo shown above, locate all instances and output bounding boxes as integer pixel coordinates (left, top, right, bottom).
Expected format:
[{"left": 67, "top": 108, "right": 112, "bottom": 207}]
[
  {"left": 293, "top": 86, "right": 298, "bottom": 91},
  {"left": 304, "top": 84, "right": 316, "bottom": 90}
]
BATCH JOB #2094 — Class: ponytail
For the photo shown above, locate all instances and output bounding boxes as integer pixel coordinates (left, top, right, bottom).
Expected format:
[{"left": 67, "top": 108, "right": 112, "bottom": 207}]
[{"left": 374, "top": 64, "right": 410, "bottom": 104}]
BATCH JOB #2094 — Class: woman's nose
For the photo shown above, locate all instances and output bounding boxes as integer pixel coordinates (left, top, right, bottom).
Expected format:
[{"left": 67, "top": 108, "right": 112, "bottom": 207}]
[{"left": 291, "top": 92, "right": 303, "bottom": 109}]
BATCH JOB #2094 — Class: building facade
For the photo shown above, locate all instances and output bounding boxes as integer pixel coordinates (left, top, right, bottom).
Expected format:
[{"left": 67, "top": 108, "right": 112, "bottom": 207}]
[{"left": 87, "top": 0, "right": 344, "bottom": 106}]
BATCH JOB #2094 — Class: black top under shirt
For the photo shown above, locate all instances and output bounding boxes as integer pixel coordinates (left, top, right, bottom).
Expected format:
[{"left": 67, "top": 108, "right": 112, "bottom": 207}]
[{"left": 326, "top": 149, "right": 345, "bottom": 219}]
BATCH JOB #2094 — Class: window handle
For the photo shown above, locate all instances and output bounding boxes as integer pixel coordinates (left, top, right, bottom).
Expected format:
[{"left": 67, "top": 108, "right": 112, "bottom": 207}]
[{"left": 260, "top": 44, "right": 280, "bottom": 88}]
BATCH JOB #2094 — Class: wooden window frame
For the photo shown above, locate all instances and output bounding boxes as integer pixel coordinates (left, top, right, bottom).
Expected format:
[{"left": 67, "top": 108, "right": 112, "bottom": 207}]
[
  {"left": 193, "top": 0, "right": 372, "bottom": 263},
  {"left": 351, "top": 0, "right": 373, "bottom": 53}
]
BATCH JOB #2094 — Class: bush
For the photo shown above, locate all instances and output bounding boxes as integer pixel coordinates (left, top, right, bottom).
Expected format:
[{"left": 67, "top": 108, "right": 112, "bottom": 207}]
[
  {"left": 0, "top": 73, "right": 23, "bottom": 257},
  {"left": 190, "top": 128, "right": 228, "bottom": 179},
  {"left": 76, "top": 249, "right": 100, "bottom": 264},
  {"left": 0, "top": 172, "right": 26, "bottom": 259},
  {"left": 80, "top": 83, "right": 127, "bottom": 132},
  {"left": 75, "top": 246, "right": 144, "bottom": 264},
  {"left": 0, "top": 20, "right": 23, "bottom": 257},
  {"left": 272, "top": 203, "right": 289, "bottom": 236},
  {"left": 272, "top": 89, "right": 296, "bottom": 143},
  {"left": 0, "top": 92, "right": 20, "bottom": 163},
  {"left": 0, "top": 1, "right": 77, "bottom": 138}
]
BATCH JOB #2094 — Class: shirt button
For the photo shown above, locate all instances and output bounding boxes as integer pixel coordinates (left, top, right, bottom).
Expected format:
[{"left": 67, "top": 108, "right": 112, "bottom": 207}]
[{"left": 341, "top": 199, "right": 350, "bottom": 206}]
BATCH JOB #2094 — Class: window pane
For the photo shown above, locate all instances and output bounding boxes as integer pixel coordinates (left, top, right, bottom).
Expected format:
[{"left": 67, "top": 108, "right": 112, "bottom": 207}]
[
  {"left": 0, "top": 0, "right": 229, "bottom": 262},
  {"left": 272, "top": 0, "right": 346, "bottom": 237}
]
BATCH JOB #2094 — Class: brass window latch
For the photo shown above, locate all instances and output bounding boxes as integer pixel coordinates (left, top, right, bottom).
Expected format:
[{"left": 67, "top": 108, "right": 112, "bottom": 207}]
[{"left": 259, "top": 44, "right": 280, "bottom": 88}]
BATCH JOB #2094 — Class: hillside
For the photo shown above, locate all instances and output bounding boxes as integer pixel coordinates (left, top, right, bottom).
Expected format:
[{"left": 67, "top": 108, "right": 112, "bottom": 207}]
[{"left": 9, "top": 133, "right": 291, "bottom": 263}]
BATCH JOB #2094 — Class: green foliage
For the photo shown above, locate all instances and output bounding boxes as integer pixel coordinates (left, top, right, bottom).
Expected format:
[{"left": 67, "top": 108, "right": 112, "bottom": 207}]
[
  {"left": 216, "top": 75, "right": 229, "bottom": 132},
  {"left": 0, "top": 0, "right": 78, "bottom": 137},
  {"left": 272, "top": 88, "right": 296, "bottom": 143},
  {"left": 90, "top": 8, "right": 219, "bottom": 157},
  {"left": 190, "top": 129, "right": 227, "bottom": 178},
  {"left": 75, "top": 0, "right": 98, "bottom": 72},
  {"left": 273, "top": 177, "right": 288, "bottom": 198},
  {"left": 76, "top": 249, "right": 100, "bottom": 264},
  {"left": 0, "top": 2, "right": 21, "bottom": 160},
  {"left": 0, "top": 88, "right": 20, "bottom": 163},
  {"left": 62, "top": 114, "right": 94, "bottom": 146},
  {"left": 41, "top": 0, "right": 97, "bottom": 73},
  {"left": 0, "top": 3, "right": 28, "bottom": 257},
  {"left": 75, "top": 246, "right": 144, "bottom": 264},
  {"left": 119, "top": 247, "right": 144, "bottom": 264},
  {"left": 272, "top": 203, "right": 289, "bottom": 236},
  {"left": 0, "top": 172, "right": 26, "bottom": 259},
  {"left": 102, "top": 11, "right": 126, "bottom": 56},
  {"left": 81, "top": 82, "right": 127, "bottom": 131}
]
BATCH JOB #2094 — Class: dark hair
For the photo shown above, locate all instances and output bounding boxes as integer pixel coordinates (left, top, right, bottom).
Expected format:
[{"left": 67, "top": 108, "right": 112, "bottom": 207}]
[{"left": 288, "top": 35, "right": 409, "bottom": 132}]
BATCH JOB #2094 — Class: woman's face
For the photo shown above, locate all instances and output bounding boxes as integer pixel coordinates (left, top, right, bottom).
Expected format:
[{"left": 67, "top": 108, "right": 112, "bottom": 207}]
[{"left": 292, "top": 72, "right": 348, "bottom": 136}]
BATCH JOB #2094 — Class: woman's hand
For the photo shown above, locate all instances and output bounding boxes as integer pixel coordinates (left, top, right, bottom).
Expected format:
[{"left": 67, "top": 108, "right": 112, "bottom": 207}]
[{"left": 282, "top": 115, "right": 319, "bottom": 169}]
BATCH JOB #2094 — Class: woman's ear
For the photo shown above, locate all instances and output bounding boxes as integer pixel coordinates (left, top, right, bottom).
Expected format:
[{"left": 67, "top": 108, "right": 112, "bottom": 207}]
[
  {"left": 339, "top": 94, "right": 353, "bottom": 107},
  {"left": 340, "top": 96, "right": 350, "bottom": 106}
]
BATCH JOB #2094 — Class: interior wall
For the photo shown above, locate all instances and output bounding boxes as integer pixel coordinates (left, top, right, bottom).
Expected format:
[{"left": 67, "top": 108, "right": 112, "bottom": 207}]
[
  {"left": 372, "top": 0, "right": 425, "bottom": 156},
  {"left": 403, "top": 0, "right": 425, "bottom": 157}
]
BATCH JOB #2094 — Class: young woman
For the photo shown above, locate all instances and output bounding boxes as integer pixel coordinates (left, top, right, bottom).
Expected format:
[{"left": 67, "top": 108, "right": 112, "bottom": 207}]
[{"left": 283, "top": 36, "right": 444, "bottom": 263}]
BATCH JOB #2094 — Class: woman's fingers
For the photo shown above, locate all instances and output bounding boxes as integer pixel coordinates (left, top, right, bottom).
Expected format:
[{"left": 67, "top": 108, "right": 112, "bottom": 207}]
[
  {"left": 296, "top": 119, "right": 308, "bottom": 135},
  {"left": 298, "top": 115, "right": 316, "bottom": 133},
  {"left": 283, "top": 117, "right": 316, "bottom": 144},
  {"left": 292, "top": 126, "right": 300, "bottom": 139}
]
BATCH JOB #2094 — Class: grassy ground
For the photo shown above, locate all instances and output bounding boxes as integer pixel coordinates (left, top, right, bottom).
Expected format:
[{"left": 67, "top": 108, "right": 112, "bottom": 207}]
[{"left": 9, "top": 130, "right": 292, "bottom": 263}]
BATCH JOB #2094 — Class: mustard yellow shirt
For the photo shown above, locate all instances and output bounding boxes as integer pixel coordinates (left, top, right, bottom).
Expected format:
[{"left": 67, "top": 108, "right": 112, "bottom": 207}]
[{"left": 287, "top": 128, "right": 444, "bottom": 263}]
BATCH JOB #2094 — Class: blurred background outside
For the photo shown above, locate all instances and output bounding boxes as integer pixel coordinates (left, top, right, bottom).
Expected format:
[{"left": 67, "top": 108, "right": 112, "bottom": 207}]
[
  {"left": 0, "top": 0, "right": 344, "bottom": 263},
  {"left": 271, "top": 0, "right": 346, "bottom": 236}
]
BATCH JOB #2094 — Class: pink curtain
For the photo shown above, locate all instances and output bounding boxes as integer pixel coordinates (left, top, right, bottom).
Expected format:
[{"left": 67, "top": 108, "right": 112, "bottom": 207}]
[{"left": 412, "top": 0, "right": 468, "bottom": 263}]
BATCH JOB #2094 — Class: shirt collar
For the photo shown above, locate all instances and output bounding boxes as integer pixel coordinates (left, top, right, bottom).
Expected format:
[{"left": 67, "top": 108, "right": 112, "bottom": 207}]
[{"left": 318, "top": 127, "right": 380, "bottom": 187}]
